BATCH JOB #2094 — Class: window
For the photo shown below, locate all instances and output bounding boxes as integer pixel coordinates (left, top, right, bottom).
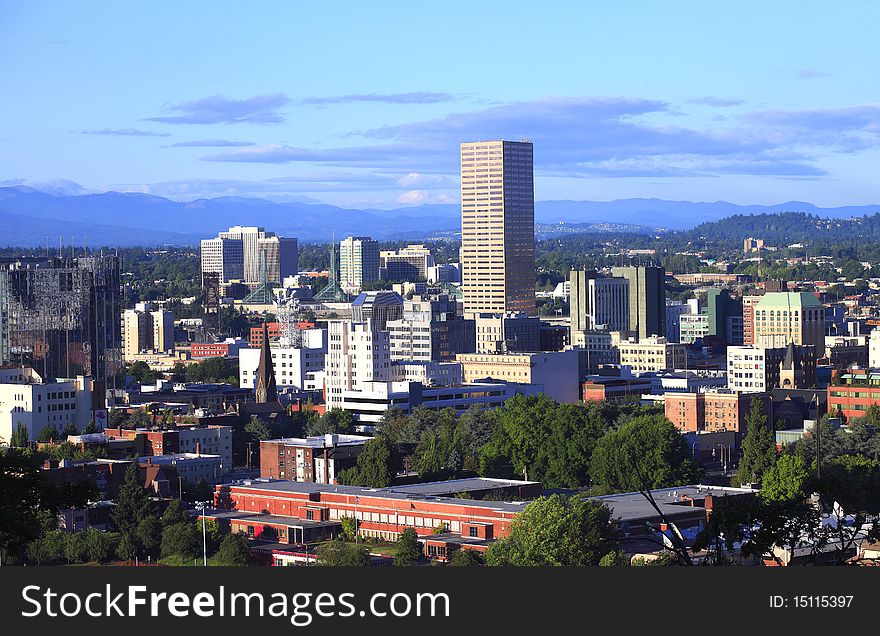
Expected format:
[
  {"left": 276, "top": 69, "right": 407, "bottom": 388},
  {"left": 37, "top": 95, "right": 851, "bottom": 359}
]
[{"left": 469, "top": 526, "right": 479, "bottom": 538}]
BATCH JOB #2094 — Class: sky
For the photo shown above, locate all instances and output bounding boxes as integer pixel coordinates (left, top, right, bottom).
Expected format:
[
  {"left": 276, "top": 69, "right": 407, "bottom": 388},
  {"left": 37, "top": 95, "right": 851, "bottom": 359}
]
[{"left": 1, "top": 0, "right": 879, "bottom": 209}]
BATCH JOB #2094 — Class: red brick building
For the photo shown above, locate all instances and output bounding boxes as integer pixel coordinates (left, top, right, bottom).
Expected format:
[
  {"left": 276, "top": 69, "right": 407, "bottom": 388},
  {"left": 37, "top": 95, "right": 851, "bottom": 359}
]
[
  {"left": 211, "top": 479, "right": 536, "bottom": 560},
  {"left": 582, "top": 377, "right": 652, "bottom": 402},
  {"left": 249, "top": 322, "right": 316, "bottom": 347},
  {"left": 665, "top": 391, "right": 770, "bottom": 433},
  {"left": 259, "top": 434, "right": 371, "bottom": 483}
]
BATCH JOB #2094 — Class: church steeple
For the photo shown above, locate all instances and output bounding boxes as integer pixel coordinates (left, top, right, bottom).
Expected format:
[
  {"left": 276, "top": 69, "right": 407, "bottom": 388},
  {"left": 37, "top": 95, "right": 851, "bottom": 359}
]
[{"left": 254, "top": 323, "right": 277, "bottom": 404}]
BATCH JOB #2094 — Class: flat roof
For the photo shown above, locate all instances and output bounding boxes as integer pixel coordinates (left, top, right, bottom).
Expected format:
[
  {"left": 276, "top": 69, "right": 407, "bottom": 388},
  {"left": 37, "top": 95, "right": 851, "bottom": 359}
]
[
  {"left": 387, "top": 477, "right": 539, "bottom": 496},
  {"left": 201, "top": 509, "right": 340, "bottom": 529},
  {"left": 224, "top": 479, "right": 531, "bottom": 514},
  {"left": 591, "top": 485, "right": 757, "bottom": 523}
]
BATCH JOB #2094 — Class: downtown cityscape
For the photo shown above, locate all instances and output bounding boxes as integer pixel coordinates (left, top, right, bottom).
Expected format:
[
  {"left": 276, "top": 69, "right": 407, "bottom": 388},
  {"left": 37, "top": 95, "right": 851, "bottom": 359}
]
[{"left": 2, "top": 4, "right": 880, "bottom": 614}]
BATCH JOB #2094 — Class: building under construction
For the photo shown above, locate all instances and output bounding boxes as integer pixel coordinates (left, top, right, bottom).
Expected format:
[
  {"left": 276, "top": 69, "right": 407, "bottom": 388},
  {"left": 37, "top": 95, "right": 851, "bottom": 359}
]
[{"left": 0, "top": 255, "right": 123, "bottom": 390}]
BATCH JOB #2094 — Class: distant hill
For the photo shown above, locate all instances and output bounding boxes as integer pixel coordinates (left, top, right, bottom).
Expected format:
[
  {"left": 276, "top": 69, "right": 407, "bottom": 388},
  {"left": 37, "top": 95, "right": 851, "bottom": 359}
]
[
  {"left": 1, "top": 186, "right": 879, "bottom": 246},
  {"left": 685, "top": 211, "right": 880, "bottom": 244}
]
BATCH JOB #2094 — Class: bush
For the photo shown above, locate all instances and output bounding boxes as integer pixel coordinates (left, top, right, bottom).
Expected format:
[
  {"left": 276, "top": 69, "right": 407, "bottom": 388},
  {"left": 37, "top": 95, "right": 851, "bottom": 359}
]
[{"left": 161, "top": 522, "right": 199, "bottom": 560}]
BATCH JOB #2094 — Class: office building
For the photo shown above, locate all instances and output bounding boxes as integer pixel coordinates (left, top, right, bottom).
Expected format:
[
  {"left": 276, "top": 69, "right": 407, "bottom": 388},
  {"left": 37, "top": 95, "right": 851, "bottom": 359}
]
[
  {"left": 350, "top": 290, "right": 404, "bottom": 331},
  {"left": 617, "top": 336, "right": 687, "bottom": 373},
  {"left": 570, "top": 270, "right": 630, "bottom": 333},
  {"left": 456, "top": 350, "right": 579, "bottom": 403},
  {"left": 610, "top": 265, "right": 665, "bottom": 340},
  {"left": 0, "top": 367, "right": 94, "bottom": 443},
  {"left": 726, "top": 344, "right": 816, "bottom": 393},
  {"left": 474, "top": 312, "right": 540, "bottom": 354},
  {"left": 379, "top": 244, "right": 435, "bottom": 281},
  {"left": 325, "top": 321, "right": 392, "bottom": 411},
  {"left": 752, "top": 292, "right": 825, "bottom": 348},
  {"left": 387, "top": 295, "right": 475, "bottom": 363},
  {"left": 200, "top": 237, "right": 244, "bottom": 284},
  {"left": 828, "top": 368, "right": 880, "bottom": 421},
  {"left": 257, "top": 235, "right": 299, "bottom": 284},
  {"left": 239, "top": 329, "right": 327, "bottom": 390},
  {"left": 0, "top": 255, "right": 122, "bottom": 388},
  {"left": 339, "top": 236, "right": 380, "bottom": 294},
  {"left": 665, "top": 390, "right": 771, "bottom": 434},
  {"left": 122, "top": 302, "right": 174, "bottom": 360},
  {"left": 460, "top": 140, "right": 535, "bottom": 316},
  {"left": 665, "top": 299, "right": 693, "bottom": 343}
]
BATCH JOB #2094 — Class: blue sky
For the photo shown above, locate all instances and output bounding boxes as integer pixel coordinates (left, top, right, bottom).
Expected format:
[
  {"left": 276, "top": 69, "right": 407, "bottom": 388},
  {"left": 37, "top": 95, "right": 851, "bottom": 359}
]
[{"left": 1, "top": 0, "right": 879, "bottom": 208}]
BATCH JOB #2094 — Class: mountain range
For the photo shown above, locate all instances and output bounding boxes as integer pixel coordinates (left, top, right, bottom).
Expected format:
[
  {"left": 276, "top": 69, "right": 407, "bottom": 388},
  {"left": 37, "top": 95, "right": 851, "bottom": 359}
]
[{"left": 1, "top": 185, "right": 879, "bottom": 247}]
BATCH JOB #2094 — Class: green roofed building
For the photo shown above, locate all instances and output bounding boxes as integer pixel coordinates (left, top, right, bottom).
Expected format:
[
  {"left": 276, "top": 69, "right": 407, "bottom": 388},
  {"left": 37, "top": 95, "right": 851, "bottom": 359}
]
[{"left": 753, "top": 292, "right": 824, "bottom": 349}]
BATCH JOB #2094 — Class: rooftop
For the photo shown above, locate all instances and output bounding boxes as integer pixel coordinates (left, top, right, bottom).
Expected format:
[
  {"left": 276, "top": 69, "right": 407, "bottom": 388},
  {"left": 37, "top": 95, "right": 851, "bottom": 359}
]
[{"left": 591, "top": 485, "right": 757, "bottom": 523}]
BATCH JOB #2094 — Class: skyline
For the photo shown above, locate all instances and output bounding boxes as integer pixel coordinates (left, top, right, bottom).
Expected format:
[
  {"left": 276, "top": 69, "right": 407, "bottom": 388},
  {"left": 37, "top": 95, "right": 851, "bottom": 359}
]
[{"left": 2, "top": 1, "right": 880, "bottom": 208}]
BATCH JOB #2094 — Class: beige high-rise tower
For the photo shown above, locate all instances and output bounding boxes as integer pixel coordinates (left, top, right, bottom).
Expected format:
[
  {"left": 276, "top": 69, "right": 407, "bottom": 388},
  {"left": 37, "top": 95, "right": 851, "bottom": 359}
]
[{"left": 460, "top": 139, "right": 535, "bottom": 316}]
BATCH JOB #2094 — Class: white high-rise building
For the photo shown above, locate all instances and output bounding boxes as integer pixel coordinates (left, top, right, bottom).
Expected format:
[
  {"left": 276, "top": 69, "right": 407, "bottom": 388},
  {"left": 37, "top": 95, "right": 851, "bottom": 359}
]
[
  {"left": 460, "top": 140, "right": 535, "bottom": 316},
  {"left": 570, "top": 271, "right": 630, "bottom": 333},
  {"left": 325, "top": 321, "right": 391, "bottom": 410},
  {"left": 200, "top": 237, "right": 244, "bottom": 283},
  {"left": 339, "top": 236, "right": 380, "bottom": 294},
  {"left": 0, "top": 367, "right": 93, "bottom": 442}
]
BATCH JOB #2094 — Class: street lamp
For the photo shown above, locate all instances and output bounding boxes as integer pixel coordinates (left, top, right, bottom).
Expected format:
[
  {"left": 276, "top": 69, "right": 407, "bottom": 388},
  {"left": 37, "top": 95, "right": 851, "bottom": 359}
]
[{"left": 195, "top": 500, "right": 209, "bottom": 566}]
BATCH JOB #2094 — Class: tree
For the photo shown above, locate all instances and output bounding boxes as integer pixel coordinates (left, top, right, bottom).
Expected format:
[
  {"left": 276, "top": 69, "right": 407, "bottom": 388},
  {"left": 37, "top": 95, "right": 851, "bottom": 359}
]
[
  {"left": 116, "top": 534, "right": 138, "bottom": 562},
  {"left": 449, "top": 549, "right": 484, "bottom": 566},
  {"left": 315, "top": 539, "right": 370, "bottom": 566},
  {"left": 244, "top": 416, "right": 273, "bottom": 442},
  {"left": 161, "top": 522, "right": 199, "bottom": 559},
  {"left": 10, "top": 422, "right": 29, "bottom": 447},
  {"left": 135, "top": 515, "right": 162, "bottom": 557},
  {"left": 112, "top": 463, "right": 153, "bottom": 539},
  {"left": 337, "top": 435, "right": 398, "bottom": 488},
  {"left": 83, "top": 528, "right": 112, "bottom": 563},
  {"left": 215, "top": 532, "right": 250, "bottom": 566},
  {"left": 306, "top": 408, "right": 355, "bottom": 437},
  {"left": 37, "top": 425, "right": 58, "bottom": 443},
  {"left": 161, "top": 499, "right": 188, "bottom": 526},
  {"left": 340, "top": 516, "right": 358, "bottom": 542},
  {"left": 394, "top": 528, "right": 421, "bottom": 566},
  {"left": 479, "top": 395, "right": 613, "bottom": 488},
  {"left": 761, "top": 453, "right": 810, "bottom": 503},
  {"left": 589, "top": 414, "right": 699, "bottom": 492},
  {"left": 26, "top": 530, "right": 64, "bottom": 565},
  {"left": 598, "top": 550, "right": 630, "bottom": 566},
  {"left": 63, "top": 532, "right": 86, "bottom": 564},
  {"left": 485, "top": 495, "right": 618, "bottom": 566},
  {"left": 736, "top": 397, "right": 777, "bottom": 486}
]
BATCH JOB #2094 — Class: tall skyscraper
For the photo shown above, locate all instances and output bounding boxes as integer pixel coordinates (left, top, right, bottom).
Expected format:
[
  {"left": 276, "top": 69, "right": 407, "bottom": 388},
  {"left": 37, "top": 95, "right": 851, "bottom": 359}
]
[
  {"left": 0, "top": 255, "right": 122, "bottom": 386},
  {"left": 460, "top": 139, "right": 535, "bottom": 316},
  {"left": 339, "top": 236, "right": 380, "bottom": 294},
  {"left": 610, "top": 265, "right": 665, "bottom": 340},
  {"left": 200, "top": 236, "right": 244, "bottom": 283}
]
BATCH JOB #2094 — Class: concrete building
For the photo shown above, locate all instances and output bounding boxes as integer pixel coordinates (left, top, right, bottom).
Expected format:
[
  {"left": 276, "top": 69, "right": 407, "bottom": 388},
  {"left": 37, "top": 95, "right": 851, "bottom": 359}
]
[
  {"left": 569, "top": 270, "right": 630, "bottom": 333},
  {"left": 870, "top": 330, "right": 880, "bottom": 369},
  {"left": 727, "top": 345, "right": 816, "bottom": 393},
  {"left": 350, "top": 290, "right": 403, "bottom": 331},
  {"left": 339, "top": 236, "right": 380, "bottom": 294},
  {"left": 259, "top": 433, "right": 373, "bottom": 483},
  {"left": 617, "top": 336, "right": 687, "bottom": 373},
  {"left": 140, "top": 453, "right": 223, "bottom": 484},
  {"left": 335, "top": 380, "right": 539, "bottom": 424},
  {"left": 122, "top": 302, "right": 174, "bottom": 360},
  {"left": 742, "top": 294, "right": 763, "bottom": 346},
  {"left": 460, "top": 140, "right": 535, "bottom": 316},
  {"left": 0, "top": 367, "right": 93, "bottom": 443},
  {"left": 387, "top": 295, "right": 475, "bottom": 363},
  {"left": 325, "top": 321, "right": 392, "bottom": 411},
  {"left": 379, "top": 244, "right": 435, "bottom": 281},
  {"left": 648, "top": 370, "right": 728, "bottom": 394},
  {"left": 581, "top": 375, "right": 653, "bottom": 402},
  {"left": 753, "top": 292, "right": 825, "bottom": 348},
  {"left": 456, "top": 349, "right": 579, "bottom": 403},
  {"left": 571, "top": 331, "right": 619, "bottom": 376},
  {"left": 610, "top": 265, "right": 665, "bottom": 340},
  {"left": 680, "top": 313, "right": 710, "bottom": 344},
  {"left": 824, "top": 335, "right": 869, "bottom": 370},
  {"left": 474, "top": 312, "right": 540, "bottom": 354},
  {"left": 665, "top": 299, "right": 693, "bottom": 343},
  {"left": 239, "top": 329, "right": 326, "bottom": 391}
]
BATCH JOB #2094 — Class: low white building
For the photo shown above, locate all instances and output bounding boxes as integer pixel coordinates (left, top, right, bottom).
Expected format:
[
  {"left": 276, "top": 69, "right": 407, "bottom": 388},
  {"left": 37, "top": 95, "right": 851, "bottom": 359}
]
[
  {"left": 239, "top": 329, "right": 327, "bottom": 390},
  {"left": 140, "top": 453, "right": 224, "bottom": 484},
  {"left": 0, "top": 367, "right": 93, "bottom": 443}
]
